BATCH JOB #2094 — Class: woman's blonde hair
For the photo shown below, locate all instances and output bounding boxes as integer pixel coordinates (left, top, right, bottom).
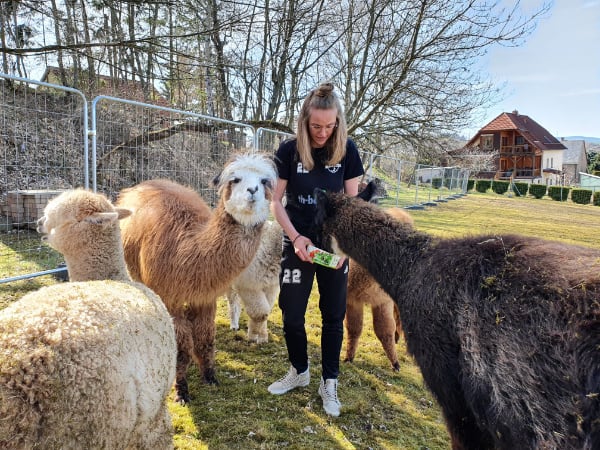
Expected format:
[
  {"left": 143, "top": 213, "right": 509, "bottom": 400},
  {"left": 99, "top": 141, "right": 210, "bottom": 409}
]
[{"left": 296, "top": 82, "right": 348, "bottom": 171}]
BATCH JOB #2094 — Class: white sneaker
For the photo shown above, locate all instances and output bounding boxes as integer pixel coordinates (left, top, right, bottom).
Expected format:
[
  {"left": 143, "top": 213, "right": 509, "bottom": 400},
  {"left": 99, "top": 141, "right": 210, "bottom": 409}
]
[
  {"left": 268, "top": 365, "right": 310, "bottom": 395},
  {"left": 318, "top": 377, "right": 341, "bottom": 417}
]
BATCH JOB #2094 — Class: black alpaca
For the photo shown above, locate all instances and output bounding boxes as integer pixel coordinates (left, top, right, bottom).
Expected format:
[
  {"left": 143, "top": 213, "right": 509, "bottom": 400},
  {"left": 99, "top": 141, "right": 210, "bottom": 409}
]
[{"left": 314, "top": 185, "right": 600, "bottom": 450}]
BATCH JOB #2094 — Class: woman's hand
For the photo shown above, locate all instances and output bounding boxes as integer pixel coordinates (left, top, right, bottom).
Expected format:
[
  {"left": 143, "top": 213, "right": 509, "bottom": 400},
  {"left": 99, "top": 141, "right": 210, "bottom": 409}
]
[{"left": 292, "top": 235, "right": 313, "bottom": 262}]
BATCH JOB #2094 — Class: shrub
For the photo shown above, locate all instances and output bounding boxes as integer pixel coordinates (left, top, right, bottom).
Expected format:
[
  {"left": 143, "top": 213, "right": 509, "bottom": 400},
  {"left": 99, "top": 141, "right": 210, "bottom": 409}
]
[
  {"left": 571, "top": 189, "right": 593, "bottom": 205},
  {"left": 491, "top": 180, "right": 509, "bottom": 195},
  {"left": 467, "top": 179, "right": 475, "bottom": 191},
  {"left": 548, "top": 186, "right": 571, "bottom": 201},
  {"left": 512, "top": 182, "right": 529, "bottom": 197},
  {"left": 528, "top": 184, "right": 547, "bottom": 199},
  {"left": 594, "top": 192, "right": 600, "bottom": 206},
  {"left": 431, "top": 177, "right": 442, "bottom": 189},
  {"left": 475, "top": 179, "right": 491, "bottom": 193}
]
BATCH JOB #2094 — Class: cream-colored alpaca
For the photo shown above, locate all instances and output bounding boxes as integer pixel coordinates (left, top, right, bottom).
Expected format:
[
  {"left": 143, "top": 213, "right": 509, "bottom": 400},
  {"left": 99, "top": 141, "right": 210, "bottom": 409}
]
[
  {"left": 226, "top": 220, "right": 282, "bottom": 343},
  {"left": 117, "top": 152, "right": 277, "bottom": 404},
  {"left": 0, "top": 190, "right": 176, "bottom": 450}
]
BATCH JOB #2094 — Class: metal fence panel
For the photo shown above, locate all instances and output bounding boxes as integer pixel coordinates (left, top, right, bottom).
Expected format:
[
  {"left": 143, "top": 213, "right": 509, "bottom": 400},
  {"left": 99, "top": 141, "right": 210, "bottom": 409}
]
[
  {"left": 255, "top": 127, "right": 293, "bottom": 154},
  {"left": 361, "top": 152, "right": 469, "bottom": 208},
  {"left": 0, "top": 74, "right": 469, "bottom": 284},
  {"left": 91, "top": 96, "right": 256, "bottom": 207},
  {"left": 0, "top": 73, "right": 88, "bottom": 283}
]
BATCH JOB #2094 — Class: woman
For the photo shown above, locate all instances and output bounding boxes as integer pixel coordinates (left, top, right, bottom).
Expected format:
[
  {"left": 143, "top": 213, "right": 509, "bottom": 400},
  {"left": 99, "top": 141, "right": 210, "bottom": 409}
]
[{"left": 268, "top": 82, "right": 364, "bottom": 417}]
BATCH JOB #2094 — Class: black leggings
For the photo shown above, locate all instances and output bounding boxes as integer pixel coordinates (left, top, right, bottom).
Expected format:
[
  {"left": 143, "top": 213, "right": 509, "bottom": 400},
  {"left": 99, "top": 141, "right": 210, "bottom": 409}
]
[{"left": 278, "top": 235, "right": 348, "bottom": 380}]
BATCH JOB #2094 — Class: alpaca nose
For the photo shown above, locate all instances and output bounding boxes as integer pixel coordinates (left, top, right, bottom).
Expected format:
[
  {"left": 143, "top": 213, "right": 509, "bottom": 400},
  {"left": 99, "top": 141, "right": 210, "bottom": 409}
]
[{"left": 247, "top": 186, "right": 258, "bottom": 195}]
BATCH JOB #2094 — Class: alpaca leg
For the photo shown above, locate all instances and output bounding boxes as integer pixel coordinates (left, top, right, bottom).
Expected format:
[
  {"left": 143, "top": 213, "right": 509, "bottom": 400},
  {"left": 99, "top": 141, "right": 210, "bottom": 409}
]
[
  {"left": 344, "top": 296, "right": 364, "bottom": 363},
  {"left": 173, "top": 317, "right": 194, "bottom": 404},
  {"left": 248, "top": 314, "right": 269, "bottom": 344},
  {"left": 264, "top": 284, "right": 279, "bottom": 312},
  {"left": 420, "top": 367, "right": 495, "bottom": 450},
  {"left": 191, "top": 302, "right": 219, "bottom": 385},
  {"left": 579, "top": 339, "right": 600, "bottom": 448},
  {"left": 246, "top": 291, "right": 272, "bottom": 343},
  {"left": 393, "top": 303, "right": 403, "bottom": 343},
  {"left": 371, "top": 302, "right": 400, "bottom": 371},
  {"left": 443, "top": 410, "right": 496, "bottom": 450},
  {"left": 227, "top": 288, "right": 242, "bottom": 330},
  {"left": 250, "top": 284, "right": 278, "bottom": 343}
]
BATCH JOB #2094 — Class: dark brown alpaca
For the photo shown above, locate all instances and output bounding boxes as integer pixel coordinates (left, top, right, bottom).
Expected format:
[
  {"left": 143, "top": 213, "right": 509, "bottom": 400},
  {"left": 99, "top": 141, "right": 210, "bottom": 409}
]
[
  {"left": 117, "top": 153, "right": 277, "bottom": 404},
  {"left": 314, "top": 184, "right": 600, "bottom": 450}
]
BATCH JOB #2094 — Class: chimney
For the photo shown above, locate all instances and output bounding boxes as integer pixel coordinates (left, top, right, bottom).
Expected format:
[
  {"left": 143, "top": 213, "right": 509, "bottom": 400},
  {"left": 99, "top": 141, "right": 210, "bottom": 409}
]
[{"left": 512, "top": 110, "right": 519, "bottom": 115}]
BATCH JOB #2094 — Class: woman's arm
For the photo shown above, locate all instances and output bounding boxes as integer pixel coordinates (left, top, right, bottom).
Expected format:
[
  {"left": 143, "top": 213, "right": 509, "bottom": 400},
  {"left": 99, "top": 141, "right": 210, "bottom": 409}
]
[
  {"left": 344, "top": 176, "right": 360, "bottom": 196},
  {"left": 271, "top": 178, "right": 312, "bottom": 262}
]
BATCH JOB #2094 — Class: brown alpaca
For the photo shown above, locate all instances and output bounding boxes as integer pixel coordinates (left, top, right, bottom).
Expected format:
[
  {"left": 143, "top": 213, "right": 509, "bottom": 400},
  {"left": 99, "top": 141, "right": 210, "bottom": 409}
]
[
  {"left": 116, "top": 153, "right": 277, "bottom": 404},
  {"left": 345, "top": 207, "right": 410, "bottom": 371}
]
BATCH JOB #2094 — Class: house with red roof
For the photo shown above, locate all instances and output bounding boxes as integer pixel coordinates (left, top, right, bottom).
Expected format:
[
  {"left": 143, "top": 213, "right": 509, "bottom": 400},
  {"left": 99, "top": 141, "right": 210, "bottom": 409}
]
[{"left": 464, "top": 111, "right": 567, "bottom": 185}]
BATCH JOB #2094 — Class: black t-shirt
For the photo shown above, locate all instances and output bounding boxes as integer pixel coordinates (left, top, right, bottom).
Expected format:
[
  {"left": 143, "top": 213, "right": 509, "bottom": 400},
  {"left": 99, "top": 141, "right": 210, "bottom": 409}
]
[{"left": 274, "top": 138, "right": 364, "bottom": 237}]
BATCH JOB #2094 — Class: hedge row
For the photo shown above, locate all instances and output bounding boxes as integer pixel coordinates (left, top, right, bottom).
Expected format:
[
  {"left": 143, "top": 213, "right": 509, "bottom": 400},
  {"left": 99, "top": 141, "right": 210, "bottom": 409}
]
[{"left": 468, "top": 180, "right": 598, "bottom": 205}]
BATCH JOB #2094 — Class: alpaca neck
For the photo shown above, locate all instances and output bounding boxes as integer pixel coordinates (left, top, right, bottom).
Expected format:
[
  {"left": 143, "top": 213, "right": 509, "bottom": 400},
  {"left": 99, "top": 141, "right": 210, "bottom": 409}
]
[
  {"left": 173, "top": 203, "right": 263, "bottom": 298},
  {"left": 65, "top": 241, "right": 130, "bottom": 282},
  {"left": 332, "top": 203, "right": 430, "bottom": 299}
]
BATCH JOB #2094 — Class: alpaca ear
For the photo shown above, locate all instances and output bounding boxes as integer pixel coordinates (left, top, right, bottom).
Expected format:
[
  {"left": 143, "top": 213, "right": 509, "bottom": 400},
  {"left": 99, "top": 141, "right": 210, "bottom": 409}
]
[
  {"left": 357, "top": 180, "right": 381, "bottom": 203},
  {"left": 83, "top": 211, "right": 120, "bottom": 226},
  {"left": 116, "top": 207, "right": 132, "bottom": 220},
  {"left": 313, "top": 188, "right": 330, "bottom": 228}
]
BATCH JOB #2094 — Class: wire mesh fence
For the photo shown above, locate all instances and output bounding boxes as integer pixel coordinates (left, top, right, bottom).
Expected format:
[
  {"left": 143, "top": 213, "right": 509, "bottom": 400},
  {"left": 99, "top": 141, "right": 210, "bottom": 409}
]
[
  {"left": 0, "top": 72, "right": 469, "bottom": 283},
  {"left": 91, "top": 96, "right": 256, "bottom": 207},
  {"left": 0, "top": 74, "right": 89, "bottom": 283}
]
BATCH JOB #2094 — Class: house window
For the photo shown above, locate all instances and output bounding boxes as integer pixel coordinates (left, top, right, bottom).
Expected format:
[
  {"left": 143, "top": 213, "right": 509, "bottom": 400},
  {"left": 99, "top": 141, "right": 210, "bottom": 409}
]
[
  {"left": 481, "top": 134, "right": 493, "bottom": 150},
  {"left": 501, "top": 136, "right": 508, "bottom": 147},
  {"left": 515, "top": 136, "right": 525, "bottom": 145}
]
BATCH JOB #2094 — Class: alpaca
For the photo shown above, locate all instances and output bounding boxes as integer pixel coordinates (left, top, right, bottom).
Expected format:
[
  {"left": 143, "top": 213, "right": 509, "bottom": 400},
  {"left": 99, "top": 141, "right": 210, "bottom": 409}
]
[
  {"left": 345, "top": 207, "right": 409, "bottom": 371},
  {"left": 0, "top": 189, "right": 176, "bottom": 450},
  {"left": 314, "top": 184, "right": 600, "bottom": 450},
  {"left": 117, "top": 152, "right": 277, "bottom": 404},
  {"left": 226, "top": 219, "right": 282, "bottom": 343}
]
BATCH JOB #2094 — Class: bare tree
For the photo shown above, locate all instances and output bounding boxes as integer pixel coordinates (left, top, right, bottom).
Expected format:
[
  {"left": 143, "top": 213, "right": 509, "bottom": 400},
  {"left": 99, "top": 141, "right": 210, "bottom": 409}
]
[
  {"left": 0, "top": 0, "right": 550, "bottom": 162},
  {"left": 321, "top": 0, "right": 550, "bottom": 161}
]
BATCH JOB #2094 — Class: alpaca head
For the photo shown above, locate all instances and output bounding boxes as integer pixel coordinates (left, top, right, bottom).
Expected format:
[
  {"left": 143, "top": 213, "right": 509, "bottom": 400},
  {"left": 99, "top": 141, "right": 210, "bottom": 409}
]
[
  {"left": 358, "top": 178, "right": 387, "bottom": 203},
  {"left": 213, "top": 152, "right": 277, "bottom": 227},
  {"left": 37, "top": 189, "right": 131, "bottom": 258},
  {"left": 313, "top": 182, "right": 412, "bottom": 254}
]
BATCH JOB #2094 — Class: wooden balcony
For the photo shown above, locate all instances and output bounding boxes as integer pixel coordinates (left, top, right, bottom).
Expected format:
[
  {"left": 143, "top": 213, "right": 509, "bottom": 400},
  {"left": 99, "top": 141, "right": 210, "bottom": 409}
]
[
  {"left": 495, "top": 168, "right": 541, "bottom": 180},
  {"left": 499, "top": 145, "right": 538, "bottom": 155}
]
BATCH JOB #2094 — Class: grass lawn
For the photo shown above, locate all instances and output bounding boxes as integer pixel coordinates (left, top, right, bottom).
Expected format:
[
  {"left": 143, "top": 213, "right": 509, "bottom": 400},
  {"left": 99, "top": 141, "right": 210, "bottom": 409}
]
[{"left": 1, "top": 190, "right": 599, "bottom": 449}]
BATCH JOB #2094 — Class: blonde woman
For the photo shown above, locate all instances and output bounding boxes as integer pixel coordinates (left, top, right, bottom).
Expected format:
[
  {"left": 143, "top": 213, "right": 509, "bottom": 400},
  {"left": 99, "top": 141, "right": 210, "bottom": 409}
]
[{"left": 268, "top": 83, "right": 364, "bottom": 417}]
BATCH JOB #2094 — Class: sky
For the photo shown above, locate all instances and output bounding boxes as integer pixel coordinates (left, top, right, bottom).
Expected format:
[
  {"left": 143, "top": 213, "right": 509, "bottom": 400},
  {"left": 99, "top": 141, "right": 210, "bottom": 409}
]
[{"left": 466, "top": 0, "right": 600, "bottom": 139}]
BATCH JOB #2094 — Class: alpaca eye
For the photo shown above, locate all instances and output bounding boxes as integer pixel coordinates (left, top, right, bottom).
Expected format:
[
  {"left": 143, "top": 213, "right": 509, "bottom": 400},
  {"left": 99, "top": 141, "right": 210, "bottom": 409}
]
[
  {"left": 261, "top": 178, "right": 270, "bottom": 186},
  {"left": 231, "top": 177, "right": 241, "bottom": 184}
]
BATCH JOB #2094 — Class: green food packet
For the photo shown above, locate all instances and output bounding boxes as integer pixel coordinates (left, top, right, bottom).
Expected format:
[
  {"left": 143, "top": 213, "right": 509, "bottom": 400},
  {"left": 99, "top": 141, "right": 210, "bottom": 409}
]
[{"left": 307, "top": 245, "right": 341, "bottom": 268}]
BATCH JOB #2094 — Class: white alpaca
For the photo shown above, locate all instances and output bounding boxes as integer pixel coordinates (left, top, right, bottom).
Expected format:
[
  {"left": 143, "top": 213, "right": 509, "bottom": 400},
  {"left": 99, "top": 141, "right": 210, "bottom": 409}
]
[
  {"left": 226, "top": 220, "right": 282, "bottom": 343},
  {"left": 117, "top": 152, "right": 277, "bottom": 404},
  {"left": 0, "top": 189, "right": 176, "bottom": 450}
]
